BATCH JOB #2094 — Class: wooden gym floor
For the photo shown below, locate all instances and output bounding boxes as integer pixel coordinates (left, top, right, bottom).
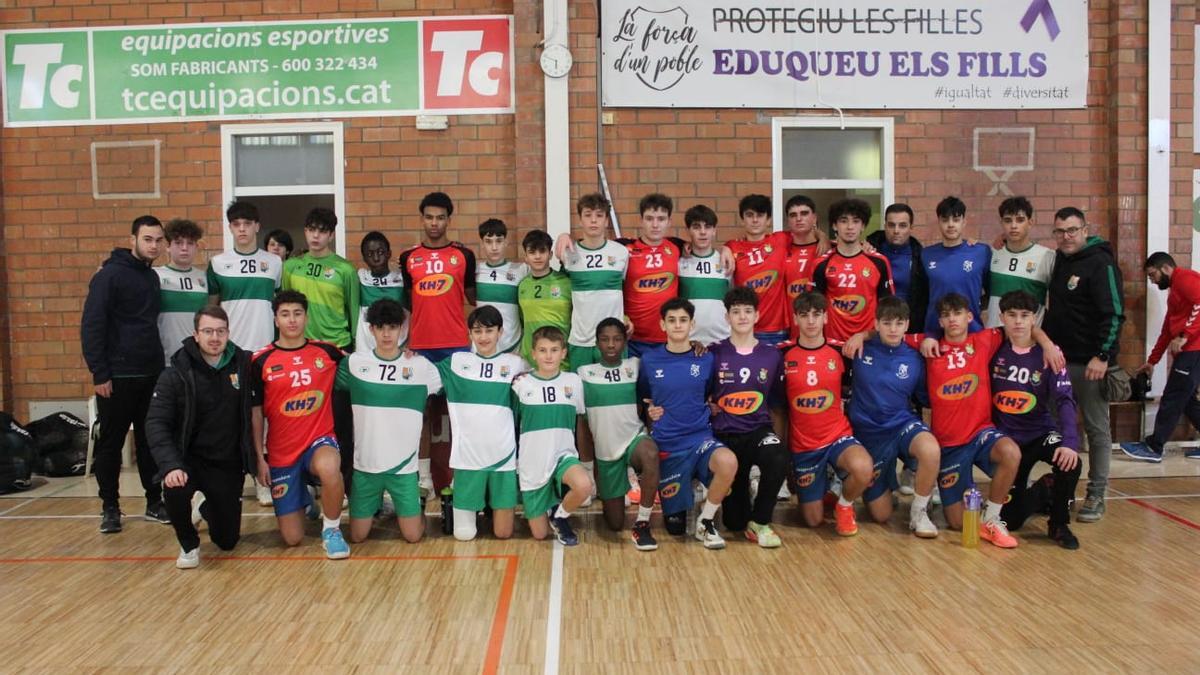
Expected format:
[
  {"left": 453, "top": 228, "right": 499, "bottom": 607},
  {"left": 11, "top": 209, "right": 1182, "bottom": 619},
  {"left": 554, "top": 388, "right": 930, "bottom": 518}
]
[{"left": 2, "top": 453, "right": 1199, "bottom": 674}]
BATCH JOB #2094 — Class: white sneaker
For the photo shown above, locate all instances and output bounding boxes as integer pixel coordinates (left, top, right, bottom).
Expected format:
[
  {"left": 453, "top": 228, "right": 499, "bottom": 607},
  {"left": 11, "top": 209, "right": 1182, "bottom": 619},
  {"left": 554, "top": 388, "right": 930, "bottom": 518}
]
[
  {"left": 418, "top": 473, "right": 434, "bottom": 501},
  {"left": 255, "top": 483, "right": 272, "bottom": 507},
  {"left": 191, "top": 493, "right": 205, "bottom": 528},
  {"left": 176, "top": 547, "right": 199, "bottom": 569},
  {"left": 378, "top": 492, "right": 396, "bottom": 518},
  {"left": 694, "top": 517, "right": 725, "bottom": 549},
  {"left": 898, "top": 468, "right": 915, "bottom": 496},
  {"left": 931, "top": 487, "right": 941, "bottom": 506},
  {"left": 909, "top": 508, "right": 938, "bottom": 538}
]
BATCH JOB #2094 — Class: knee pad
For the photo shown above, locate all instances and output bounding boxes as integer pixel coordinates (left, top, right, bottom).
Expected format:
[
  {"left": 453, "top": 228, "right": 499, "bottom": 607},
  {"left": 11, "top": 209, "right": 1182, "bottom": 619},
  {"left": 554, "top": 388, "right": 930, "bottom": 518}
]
[
  {"left": 452, "top": 508, "right": 477, "bottom": 541},
  {"left": 664, "top": 511, "right": 687, "bottom": 536}
]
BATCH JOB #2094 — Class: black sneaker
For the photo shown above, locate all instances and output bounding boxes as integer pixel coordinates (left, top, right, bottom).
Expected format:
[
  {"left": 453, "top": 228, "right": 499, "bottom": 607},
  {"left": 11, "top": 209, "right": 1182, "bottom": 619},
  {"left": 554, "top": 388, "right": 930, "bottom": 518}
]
[
  {"left": 664, "top": 511, "right": 687, "bottom": 536},
  {"left": 100, "top": 505, "right": 122, "bottom": 534},
  {"left": 144, "top": 502, "right": 170, "bottom": 524},
  {"left": 631, "top": 520, "right": 658, "bottom": 551},
  {"left": 1049, "top": 523, "right": 1080, "bottom": 550},
  {"left": 1030, "top": 474, "right": 1053, "bottom": 516},
  {"left": 547, "top": 507, "right": 578, "bottom": 546}
]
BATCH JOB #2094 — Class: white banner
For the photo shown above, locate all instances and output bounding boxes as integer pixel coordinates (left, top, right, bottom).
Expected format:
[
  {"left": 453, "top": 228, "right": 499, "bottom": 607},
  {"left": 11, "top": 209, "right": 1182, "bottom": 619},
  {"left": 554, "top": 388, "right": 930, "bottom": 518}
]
[{"left": 601, "top": 1, "right": 1088, "bottom": 109}]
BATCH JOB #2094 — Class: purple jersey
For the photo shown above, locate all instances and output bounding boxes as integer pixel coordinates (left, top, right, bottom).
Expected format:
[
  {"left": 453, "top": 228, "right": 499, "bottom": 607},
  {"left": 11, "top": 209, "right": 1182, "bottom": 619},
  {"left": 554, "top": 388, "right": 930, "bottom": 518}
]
[
  {"left": 709, "top": 340, "right": 785, "bottom": 435},
  {"left": 989, "top": 342, "right": 1080, "bottom": 449}
]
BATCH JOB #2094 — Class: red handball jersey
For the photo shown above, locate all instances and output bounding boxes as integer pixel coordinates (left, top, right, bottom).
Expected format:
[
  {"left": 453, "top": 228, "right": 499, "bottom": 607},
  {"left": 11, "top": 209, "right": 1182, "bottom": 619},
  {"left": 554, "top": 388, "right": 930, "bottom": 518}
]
[
  {"left": 621, "top": 237, "right": 684, "bottom": 343},
  {"left": 785, "top": 239, "right": 822, "bottom": 339},
  {"left": 399, "top": 242, "right": 476, "bottom": 350},
  {"left": 251, "top": 340, "right": 344, "bottom": 467},
  {"left": 812, "top": 250, "right": 893, "bottom": 344},
  {"left": 782, "top": 342, "right": 853, "bottom": 452},
  {"left": 908, "top": 328, "right": 1003, "bottom": 448},
  {"left": 728, "top": 231, "right": 790, "bottom": 333}
]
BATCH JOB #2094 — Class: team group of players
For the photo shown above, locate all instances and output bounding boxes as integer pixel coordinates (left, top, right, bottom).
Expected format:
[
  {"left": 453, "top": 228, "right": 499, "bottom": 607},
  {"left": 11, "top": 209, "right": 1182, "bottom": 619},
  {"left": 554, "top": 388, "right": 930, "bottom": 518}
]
[{"left": 154, "top": 189, "right": 1095, "bottom": 565}]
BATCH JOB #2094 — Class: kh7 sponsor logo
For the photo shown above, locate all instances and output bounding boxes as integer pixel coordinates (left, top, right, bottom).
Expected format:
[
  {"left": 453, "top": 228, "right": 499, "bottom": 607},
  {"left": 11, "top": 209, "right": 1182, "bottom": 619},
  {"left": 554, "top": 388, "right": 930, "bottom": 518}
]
[
  {"left": 792, "top": 389, "right": 835, "bottom": 414},
  {"left": 993, "top": 390, "right": 1037, "bottom": 414},
  {"left": 635, "top": 271, "right": 675, "bottom": 292},
  {"left": 938, "top": 374, "right": 979, "bottom": 400},
  {"left": 659, "top": 481, "right": 681, "bottom": 499},
  {"left": 745, "top": 270, "right": 779, "bottom": 292},
  {"left": 939, "top": 471, "right": 959, "bottom": 489},
  {"left": 831, "top": 294, "right": 867, "bottom": 315},
  {"left": 280, "top": 390, "right": 325, "bottom": 416},
  {"left": 415, "top": 273, "right": 455, "bottom": 296},
  {"left": 423, "top": 18, "right": 512, "bottom": 110},
  {"left": 717, "top": 391, "right": 764, "bottom": 415}
]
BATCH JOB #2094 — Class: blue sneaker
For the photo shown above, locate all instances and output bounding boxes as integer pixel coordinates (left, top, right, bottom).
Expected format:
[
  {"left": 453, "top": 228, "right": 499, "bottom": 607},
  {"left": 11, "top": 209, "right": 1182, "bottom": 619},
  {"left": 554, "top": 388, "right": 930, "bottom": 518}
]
[
  {"left": 546, "top": 507, "right": 578, "bottom": 546},
  {"left": 322, "top": 527, "right": 351, "bottom": 559},
  {"left": 1185, "top": 447, "right": 1200, "bottom": 460},
  {"left": 1120, "top": 442, "right": 1163, "bottom": 463}
]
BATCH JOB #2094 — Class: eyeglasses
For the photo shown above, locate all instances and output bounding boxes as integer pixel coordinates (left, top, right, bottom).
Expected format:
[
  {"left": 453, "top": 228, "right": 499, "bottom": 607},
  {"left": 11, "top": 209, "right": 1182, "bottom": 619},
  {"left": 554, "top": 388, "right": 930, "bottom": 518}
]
[
  {"left": 1052, "top": 225, "right": 1085, "bottom": 238},
  {"left": 198, "top": 328, "right": 229, "bottom": 337}
]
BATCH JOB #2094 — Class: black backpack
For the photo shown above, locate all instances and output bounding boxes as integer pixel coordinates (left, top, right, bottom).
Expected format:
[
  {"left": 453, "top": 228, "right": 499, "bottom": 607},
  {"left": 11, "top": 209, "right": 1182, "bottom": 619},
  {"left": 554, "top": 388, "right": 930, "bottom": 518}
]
[
  {"left": 0, "top": 412, "right": 36, "bottom": 493},
  {"left": 27, "top": 412, "right": 89, "bottom": 477}
]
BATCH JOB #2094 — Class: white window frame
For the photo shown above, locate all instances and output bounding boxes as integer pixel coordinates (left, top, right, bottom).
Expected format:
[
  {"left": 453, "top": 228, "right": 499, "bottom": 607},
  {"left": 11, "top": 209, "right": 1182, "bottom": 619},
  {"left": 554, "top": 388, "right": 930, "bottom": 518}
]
[
  {"left": 220, "top": 121, "right": 346, "bottom": 254},
  {"left": 770, "top": 116, "right": 894, "bottom": 231}
]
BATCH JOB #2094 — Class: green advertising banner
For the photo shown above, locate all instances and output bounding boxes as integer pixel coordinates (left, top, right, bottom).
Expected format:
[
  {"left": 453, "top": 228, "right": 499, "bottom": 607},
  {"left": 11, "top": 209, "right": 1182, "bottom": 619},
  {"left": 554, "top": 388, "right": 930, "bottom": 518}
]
[{"left": 2, "top": 16, "right": 514, "bottom": 127}]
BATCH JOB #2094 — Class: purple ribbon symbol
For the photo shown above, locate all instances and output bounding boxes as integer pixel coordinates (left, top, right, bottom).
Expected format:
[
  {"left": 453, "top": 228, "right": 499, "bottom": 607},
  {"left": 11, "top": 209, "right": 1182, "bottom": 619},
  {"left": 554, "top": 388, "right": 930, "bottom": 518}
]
[{"left": 1020, "top": 0, "right": 1061, "bottom": 40}]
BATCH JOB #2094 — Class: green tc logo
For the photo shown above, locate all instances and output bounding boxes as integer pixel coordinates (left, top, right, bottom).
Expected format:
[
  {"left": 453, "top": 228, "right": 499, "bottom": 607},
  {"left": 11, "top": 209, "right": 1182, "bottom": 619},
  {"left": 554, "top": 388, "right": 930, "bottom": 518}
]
[{"left": 4, "top": 31, "right": 91, "bottom": 123}]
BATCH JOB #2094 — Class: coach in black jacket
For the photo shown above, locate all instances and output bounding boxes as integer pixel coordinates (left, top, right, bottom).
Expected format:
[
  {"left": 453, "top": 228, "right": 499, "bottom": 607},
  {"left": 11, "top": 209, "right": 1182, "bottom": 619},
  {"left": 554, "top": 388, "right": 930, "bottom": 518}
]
[
  {"left": 866, "top": 204, "right": 928, "bottom": 333},
  {"left": 146, "top": 306, "right": 257, "bottom": 568}
]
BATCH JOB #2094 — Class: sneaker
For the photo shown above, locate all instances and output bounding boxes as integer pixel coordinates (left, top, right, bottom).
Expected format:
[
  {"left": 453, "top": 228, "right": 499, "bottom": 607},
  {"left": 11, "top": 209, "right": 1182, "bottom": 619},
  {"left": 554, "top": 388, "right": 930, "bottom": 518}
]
[
  {"left": 1184, "top": 447, "right": 1200, "bottom": 460},
  {"left": 834, "top": 503, "right": 858, "bottom": 537},
  {"left": 664, "top": 511, "right": 687, "bottom": 536},
  {"left": 175, "top": 547, "right": 199, "bottom": 569},
  {"left": 631, "top": 520, "right": 658, "bottom": 551},
  {"left": 909, "top": 508, "right": 938, "bottom": 538},
  {"left": 255, "top": 483, "right": 272, "bottom": 507},
  {"left": 1120, "top": 442, "right": 1163, "bottom": 463},
  {"left": 625, "top": 485, "right": 641, "bottom": 506},
  {"left": 418, "top": 473, "right": 434, "bottom": 501},
  {"left": 1076, "top": 494, "right": 1105, "bottom": 523},
  {"left": 931, "top": 486, "right": 941, "bottom": 506},
  {"left": 99, "top": 504, "right": 122, "bottom": 534},
  {"left": 1029, "top": 474, "right": 1053, "bottom": 516},
  {"left": 745, "top": 521, "right": 782, "bottom": 548},
  {"left": 144, "top": 502, "right": 171, "bottom": 524},
  {"left": 191, "top": 493, "right": 205, "bottom": 528},
  {"left": 322, "top": 527, "right": 351, "bottom": 559},
  {"left": 828, "top": 473, "right": 844, "bottom": 498},
  {"left": 547, "top": 507, "right": 578, "bottom": 546},
  {"left": 694, "top": 517, "right": 725, "bottom": 549},
  {"left": 980, "top": 519, "right": 1018, "bottom": 548},
  {"left": 1049, "top": 523, "right": 1080, "bottom": 550},
  {"left": 898, "top": 467, "right": 915, "bottom": 496}
]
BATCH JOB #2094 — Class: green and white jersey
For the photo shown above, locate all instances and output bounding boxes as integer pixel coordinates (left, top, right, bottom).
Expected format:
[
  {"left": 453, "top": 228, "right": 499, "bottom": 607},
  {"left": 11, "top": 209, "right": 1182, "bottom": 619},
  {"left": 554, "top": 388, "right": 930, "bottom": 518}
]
[
  {"left": 985, "top": 242, "right": 1056, "bottom": 328},
  {"left": 562, "top": 240, "right": 628, "bottom": 347},
  {"left": 577, "top": 358, "right": 644, "bottom": 462},
  {"left": 283, "top": 252, "right": 360, "bottom": 349},
  {"left": 678, "top": 251, "right": 730, "bottom": 345},
  {"left": 207, "top": 248, "right": 282, "bottom": 353},
  {"left": 355, "top": 268, "right": 408, "bottom": 354},
  {"left": 155, "top": 265, "right": 208, "bottom": 359},
  {"left": 336, "top": 351, "right": 441, "bottom": 474},
  {"left": 517, "top": 270, "right": 573, "bottom": 367},
  {"left": 476, "top": 260, "right": 528, "bottom": 354},
  {"left": 436, "top": 351, "right": 529, "bottom": 471},
  {"left": 512, "top": 371, "right": 585, "bottom": 491}
]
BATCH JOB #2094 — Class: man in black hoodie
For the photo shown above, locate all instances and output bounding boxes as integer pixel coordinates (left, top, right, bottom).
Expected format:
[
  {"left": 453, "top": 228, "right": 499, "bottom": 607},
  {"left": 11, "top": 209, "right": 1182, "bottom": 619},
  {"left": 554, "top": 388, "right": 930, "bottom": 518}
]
[
  {"left": 81, "top": 215, "right": 166, "bottom": 533},
  {"left": 147, "top": 306, "right": 257, "bottom": 568},
  {"left": 1043, "top": 206, "right": 1126, "bottom": 523}
]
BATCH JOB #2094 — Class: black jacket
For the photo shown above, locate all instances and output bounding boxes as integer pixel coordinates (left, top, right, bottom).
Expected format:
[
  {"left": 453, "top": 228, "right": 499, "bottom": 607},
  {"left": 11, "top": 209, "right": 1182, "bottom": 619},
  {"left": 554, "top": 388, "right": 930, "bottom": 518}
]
[
  {"left": 80, "top": 248, "right": 164, "bottom": 383},
  {"left": 1044, "top": 236, "right": 1126, "bottom": 364},
  {"left": 866, "top": 231, "right": 928, "bottom": 333},
  {"left": 146, "top": 338, "right": 256, "bottom": 481}
]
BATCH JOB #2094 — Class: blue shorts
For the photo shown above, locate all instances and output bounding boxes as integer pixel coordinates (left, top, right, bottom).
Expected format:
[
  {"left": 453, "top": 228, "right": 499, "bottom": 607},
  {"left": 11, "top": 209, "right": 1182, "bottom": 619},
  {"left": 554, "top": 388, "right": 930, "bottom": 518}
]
[
  {"left": 269, "top": 435, "right": 340, "bottom": 517},
  {"left": 754, "top": 329, "right": 790, "bottom": 347},
  {"left": 858, "top": 421, "right": 930, "bottom": 502},
  {"left": 938, "top": 427, "right": 1006, "bottom": 507},
  {"left": 791, "top": 435, "right": 858, "bottom": 504},
  {"left": 657, "top": 435, "right": 725, "bottom": 514},
  {"left": 417, "top": 345, "right": 470, "bottom": 365},
  {"left": 627, "top": 340, "right": 663, "bottom": 359}
]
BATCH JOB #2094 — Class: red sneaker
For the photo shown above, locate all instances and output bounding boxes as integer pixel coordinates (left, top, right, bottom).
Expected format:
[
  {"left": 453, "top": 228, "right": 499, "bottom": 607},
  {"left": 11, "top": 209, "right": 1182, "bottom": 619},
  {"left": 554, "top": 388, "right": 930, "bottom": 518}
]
[
  {"left": 980, "top": 519, "right": 1018, "bottom": 548},
  {"left": 834, "top": 503, "right": 858, "bottom": 537}
]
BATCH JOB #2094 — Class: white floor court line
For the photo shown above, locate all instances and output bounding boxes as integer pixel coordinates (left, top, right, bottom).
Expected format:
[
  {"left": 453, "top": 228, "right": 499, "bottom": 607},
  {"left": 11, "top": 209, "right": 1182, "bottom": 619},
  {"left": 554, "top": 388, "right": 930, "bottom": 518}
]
[
  {"left": 1106, "top": 493, "right": 1200, "bottom": 501},
  {"left": 543, "top": 539, "right": 564, "bottom": 675}
]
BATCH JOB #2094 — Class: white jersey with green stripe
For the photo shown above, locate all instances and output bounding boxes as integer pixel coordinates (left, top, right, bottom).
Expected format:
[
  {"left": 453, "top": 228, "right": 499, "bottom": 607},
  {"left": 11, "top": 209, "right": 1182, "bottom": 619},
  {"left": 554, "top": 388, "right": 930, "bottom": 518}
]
[
  {"left": 985, "top": 243, "right": 1056, "bottom": 327},
  {"left": 475, "top": 260, "right": 528, "bottom": 353},
  {"left": 155, "top": 265, "right": 209, "bottom": 359},
  {"left": 207, "top": 249, "right": 282, "bottom": 353},
  {"left": 513, "top": 371, "right": 585, "bottom": 491},
  {"left": 436, "top": 351, "right": 529, "bottom": 471},
  {"left": 576, "top": 358, "right": 644, "bottom": 462},
  {"left": 355, "top": 268, "right": 408, "bottom": 354},
  {"left": 562, "top": 240, "right": 629, "bottom": 347},
  {"left": 678, "top": 251, "right": 731, "bottom": 345},
  {"left": 336, "top": 351, "right": 441, "bottom": 474}
]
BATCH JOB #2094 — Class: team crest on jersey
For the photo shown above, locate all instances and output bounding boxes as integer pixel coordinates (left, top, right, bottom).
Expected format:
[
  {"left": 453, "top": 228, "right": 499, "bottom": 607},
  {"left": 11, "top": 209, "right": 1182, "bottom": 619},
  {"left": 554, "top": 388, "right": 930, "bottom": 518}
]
[
  {"left": 965, "top": 344, "right": 975, "bottom": 356},
  {"left": 624, "top": 367, "right": 635, "bottom": 379},
  {"left": 500, "top": 365, "right": 511, "bottom": 378},
  {"left": 690, "top": 364, "right": 701, "bottom": 378},
  {"left": 323, "top": 268, "right": 336, "bottom": 280},
  {"left": 897, "top": 364, "right": 910, "bottom": 379},
  {"left": 550, "top": 286, "right": 562, "bottom": 298},
  {"left": 1027, "top": 261, "right": 1037, "bottom": 273},
  {"left": 229, "top": 374, "right": 240, "bottom": 390},
  {"left": 198, "top": 279, "right": 207, "bottom": 288},
  {"left": 608, "top": 256, "right": 617, "bottom": 266},
  {"left": 664, "top": 247, "right": 674, "bottom": 256},
  {"left": 827, "top": 359, "right": 837, "bottom": 371},
  {"left": 1067, "top": 275, "right": 1079, "bottom": 290},
  {"left": 314, "top": 358, "right": 326, "bottom": 371},
  {"left": 963, "top": 260, "right": 973, "bottom": 272},
  {"left": 764, "top": 244, "right": 773, "bottom": 254},
  {"left": 260, "top": 262, "right": 269, "bottom": 272},
  {"left": 402, "top": 367, "right": 413, "bottom": 380},
  {"left": 758, "top": 368, "right": 769, "bottom": 383},
  {"left": 1030, "top": 371, "right": 1042, "bottom": 385},
  {"left": 450, "top": 255, "right": 459, "bottom": 266},
  {"left": 862, "top": 267, "right": 871, "bottom": 278},
  {"left": 564, "top": 386, "right": 574, "bottom": 399},
  {"left": 506, "top": 270, "right": 516, "bottom": 281}
]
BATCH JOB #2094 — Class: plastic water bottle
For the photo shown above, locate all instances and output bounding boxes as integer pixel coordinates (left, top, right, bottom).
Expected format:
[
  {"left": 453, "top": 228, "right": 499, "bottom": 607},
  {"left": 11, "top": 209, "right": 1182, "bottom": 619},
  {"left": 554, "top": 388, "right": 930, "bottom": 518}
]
[
  {"left": 962, "top": 488, "right": 981, "bottom": 548},
  {"left": 440, "top": 487, "right": 454, "bottom": 535}
]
